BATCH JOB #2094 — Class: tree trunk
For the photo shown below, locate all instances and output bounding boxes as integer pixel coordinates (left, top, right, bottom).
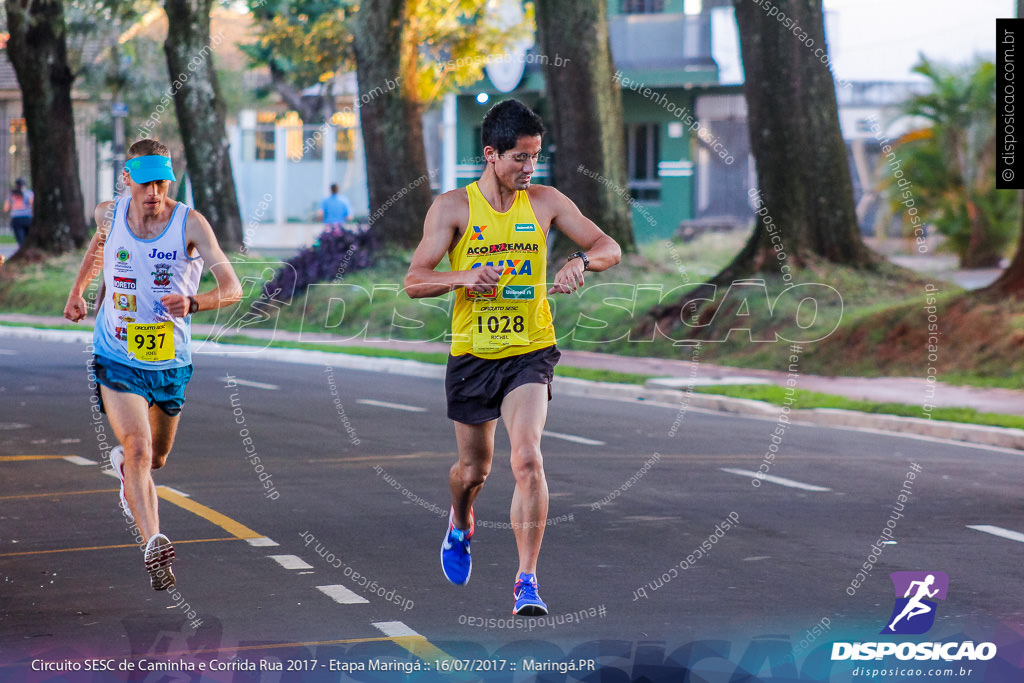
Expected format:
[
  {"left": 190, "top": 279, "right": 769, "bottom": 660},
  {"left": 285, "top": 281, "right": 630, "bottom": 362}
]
[
  {"left": 351, "top": 0, "right": 434, "bottom": 249},
  {"left": 164, "top": 0, "right": 243, "bottom": 250},
  {"left": 534, "top": 0, "right": 635, "bottom": 257},
  {"left": 982, "top": 0, "right": 1024, "bottom": 293},
  {"left": 962, "top": 200, "right": 1002, "bottom": 268},
  {"left": 4, "top": 0, "right": 88, "bottom": 256},
  {"left": 731, "top": 0, "right": 873, "bottom": 268},
  {"left": 644, "top": 0, "right": 875, "bottom": 335}
]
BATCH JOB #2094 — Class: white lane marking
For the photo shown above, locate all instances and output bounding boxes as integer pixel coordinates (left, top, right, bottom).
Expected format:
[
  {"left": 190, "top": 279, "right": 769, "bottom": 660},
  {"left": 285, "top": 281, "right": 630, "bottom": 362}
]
[
  {"left": 356, "top": 399, "right": 427, "bottom": 413},
  {"left": 967, "top": 525, "right": 1024, "bottom": 543},
  {"left": 160, "top": 486, "right": 191, "bottom": 498},
  {"left": 63, "top": 456, "right": 96, "bottom": 466},
  {"left": 246, "top": 537, "right": 279, "bottom": 547},
  {"left": 719, "top": 468, "right": 832, "bottom": 492},
  {"left": 221, "top": 376, "right": 279, "bottom": 390},
  {"left": 318, "top": 584, "right": 370, "bottom": 605},
  {"left": 542, "top": 430, "right": 605, "bottom": 446},
  {"left": 373, "top": 621, "right": 420, "bottom": 638},
  {"left": 269, "top": 555, "right": 314, "bottom": 570},
  {"left": 0, "top": 349, "right": 16, "bottom": 355}
]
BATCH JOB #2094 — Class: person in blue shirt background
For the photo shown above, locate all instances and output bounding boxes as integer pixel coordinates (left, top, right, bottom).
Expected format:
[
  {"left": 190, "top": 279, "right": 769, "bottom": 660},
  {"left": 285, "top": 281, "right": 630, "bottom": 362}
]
[{"left": 318, "top": 183, "right": 352, "bottom": 227}]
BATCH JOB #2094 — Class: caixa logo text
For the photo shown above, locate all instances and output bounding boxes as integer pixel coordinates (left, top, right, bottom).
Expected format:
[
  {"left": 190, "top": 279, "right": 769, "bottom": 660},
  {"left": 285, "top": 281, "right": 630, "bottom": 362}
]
[{"left": 831, "top": 641, "right": 996, "bottom": 662}]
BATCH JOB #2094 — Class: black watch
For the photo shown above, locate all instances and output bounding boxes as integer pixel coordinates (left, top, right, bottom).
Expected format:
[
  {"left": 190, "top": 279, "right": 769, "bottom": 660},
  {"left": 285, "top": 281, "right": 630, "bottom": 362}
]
[
  {"left": 568, "top": 251, "right": 590, "bottom": 271},
  {"left": 188, "top": 296, "right": 200, "bottom": 314}
]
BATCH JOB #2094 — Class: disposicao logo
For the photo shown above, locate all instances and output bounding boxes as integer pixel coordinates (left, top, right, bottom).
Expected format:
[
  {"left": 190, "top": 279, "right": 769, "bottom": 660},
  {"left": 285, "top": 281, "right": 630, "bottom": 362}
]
[
  {"left": 831, "top": 571, "right": 997, "bottom": 663},
  {"left": 882, "top": 571, "right": 947, "bottom": 635}
]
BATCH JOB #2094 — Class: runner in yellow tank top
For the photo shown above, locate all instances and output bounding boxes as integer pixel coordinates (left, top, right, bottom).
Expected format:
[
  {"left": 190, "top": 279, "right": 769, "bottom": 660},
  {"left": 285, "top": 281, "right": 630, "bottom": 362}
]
[
  {"left": 448, "top": 181, "right": 554, "bottom": 359},
  {"left": 406, "top": 99, "right": 621, "bottom": 615}
]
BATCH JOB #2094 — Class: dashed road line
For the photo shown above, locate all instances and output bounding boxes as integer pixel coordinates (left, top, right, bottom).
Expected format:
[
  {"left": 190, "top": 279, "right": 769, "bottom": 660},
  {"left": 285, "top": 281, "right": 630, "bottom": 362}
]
[
  {"left": 219, "top": 376, "right": 279, "bottom": 390},
  {"left": 356, "top": 399, "right": 427, "bottom": 412},
  {"left": 543, "top": 430, "right": 605, "bottom": 446},
  {"left": 719, "top": 468, "right": 832, "bottom": 492},
  {"left": 373, "top": 621, "right": 420, "bottom": 638},
  {"left": 967, "top": 524, "right": 1024, "bottom": 543},
  {"left": 318, "top": 584, "right": 370, "bottom": 604},
  {"left": 63, "top": 455, "right": 96, "bottom": 466},
  {"left": 269, "top": 554, "right": 314, "bottom": 570},
  {"left": 246, "top": 537, "right": 279, "bottom": 547}
]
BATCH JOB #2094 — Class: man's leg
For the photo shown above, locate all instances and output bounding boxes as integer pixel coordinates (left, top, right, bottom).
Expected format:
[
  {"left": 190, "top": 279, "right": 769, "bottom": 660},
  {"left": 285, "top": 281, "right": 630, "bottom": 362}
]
[
  {"left": 149, "top": 404, "right": 181, "bottom": 470},
  {"left": 101, "top": 386, "right": 178, "bottom": 540},
  {"left": 441, "top": 420, "right": 496, "bottom": 585},
  {"left": 450, "top": 420, "right": 497, "bottom": 530},
  {"left": 500, "top": 383, "right": 549, "bottom": 578}
]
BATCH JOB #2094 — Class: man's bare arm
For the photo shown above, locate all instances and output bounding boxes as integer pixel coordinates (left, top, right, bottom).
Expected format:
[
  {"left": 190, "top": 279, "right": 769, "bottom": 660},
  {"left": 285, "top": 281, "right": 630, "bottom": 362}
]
[
  {"left": 405, "top": 193, "right": 501, "bottom": 299},
  {"left": 542, "top": 187, "right": 622, "bottom": 294},
  {"left": 64, "top": 202, "right": 115, "bottom": 322},
  {"left": 160, "top": 210, "right": 242, "bottom": 317}
]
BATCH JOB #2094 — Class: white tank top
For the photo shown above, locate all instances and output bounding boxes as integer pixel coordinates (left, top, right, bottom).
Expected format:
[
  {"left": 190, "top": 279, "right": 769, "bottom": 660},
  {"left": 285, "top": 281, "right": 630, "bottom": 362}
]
[{"left": 93, "top": 197, "right": 203, "bottom": 369}]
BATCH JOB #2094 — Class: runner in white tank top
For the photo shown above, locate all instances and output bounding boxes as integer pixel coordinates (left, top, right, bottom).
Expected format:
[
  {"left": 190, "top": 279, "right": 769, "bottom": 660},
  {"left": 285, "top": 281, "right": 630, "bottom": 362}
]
[{"left": 64, "top": 139, "right": 242, "bottom": 591}]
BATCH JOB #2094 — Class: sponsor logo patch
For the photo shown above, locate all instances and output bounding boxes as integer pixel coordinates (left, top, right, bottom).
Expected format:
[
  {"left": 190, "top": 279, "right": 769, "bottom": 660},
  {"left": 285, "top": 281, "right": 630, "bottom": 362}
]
[
  {"left": 502, "top": 285, "right": 534, "bottom": 300},
  {"left": 113, "top": 293, "right": 137, "bottom": 312}
]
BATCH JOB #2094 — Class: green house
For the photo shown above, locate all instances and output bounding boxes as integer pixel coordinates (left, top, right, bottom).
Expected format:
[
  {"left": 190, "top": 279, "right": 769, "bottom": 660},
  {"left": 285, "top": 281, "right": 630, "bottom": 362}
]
[{"left": 446, "top": 0, "right": 750, "bottom": 243}]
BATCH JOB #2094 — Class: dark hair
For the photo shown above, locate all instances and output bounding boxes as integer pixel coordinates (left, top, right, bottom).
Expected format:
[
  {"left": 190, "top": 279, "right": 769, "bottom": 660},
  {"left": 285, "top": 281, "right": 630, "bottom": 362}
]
[
  {"left": 127, "top": 138, "right": 170, "bottom": 160},
  {"left": 330, "top": 183, "right": 339, "bottom": 194},
  {"left": 481, "top": 99, "right": 544, "bottom": 154}
]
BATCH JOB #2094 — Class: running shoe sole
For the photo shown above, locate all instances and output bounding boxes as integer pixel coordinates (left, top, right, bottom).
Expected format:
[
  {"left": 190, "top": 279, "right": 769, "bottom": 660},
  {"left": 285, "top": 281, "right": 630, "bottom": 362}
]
[
  {"left": 513, "top": 603, "right": 548, "bottom": 617},
  {"left": 513, "top": 574, "right": 548, "bottom": 616},
  {"left": 144, "top": 534, "right": 176, "bottom": 591}
]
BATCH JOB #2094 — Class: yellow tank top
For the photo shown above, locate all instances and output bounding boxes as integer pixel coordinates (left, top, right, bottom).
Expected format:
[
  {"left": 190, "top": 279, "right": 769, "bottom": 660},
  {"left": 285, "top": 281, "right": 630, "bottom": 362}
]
[{"left": 449, "top": 182, "right": 555, "bottom": 358}]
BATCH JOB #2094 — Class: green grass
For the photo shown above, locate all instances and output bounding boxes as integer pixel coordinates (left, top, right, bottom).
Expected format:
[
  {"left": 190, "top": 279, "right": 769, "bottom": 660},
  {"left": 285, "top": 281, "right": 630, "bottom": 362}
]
[
  {"left": 0, "top": 234, "right": 15, "bottom": 244},
  {"left": 692, "top": 384, "right": 1024, "bottom": 430}
]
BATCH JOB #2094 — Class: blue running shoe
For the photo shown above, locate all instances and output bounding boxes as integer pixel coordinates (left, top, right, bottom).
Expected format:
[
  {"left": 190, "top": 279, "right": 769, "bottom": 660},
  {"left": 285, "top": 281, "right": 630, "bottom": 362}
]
[
  {"left": 441, "top": 508, "right": 473, "bottom": 585},
  {"left": 513, "top": 573, "right": 548, "bottom": 616}
]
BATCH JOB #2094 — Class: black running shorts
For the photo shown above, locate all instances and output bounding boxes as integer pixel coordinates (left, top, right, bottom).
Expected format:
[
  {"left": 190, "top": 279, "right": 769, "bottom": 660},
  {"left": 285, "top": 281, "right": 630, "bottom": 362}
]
[{"left": 445, "top": 346, "right": 561, "bottom": 424}]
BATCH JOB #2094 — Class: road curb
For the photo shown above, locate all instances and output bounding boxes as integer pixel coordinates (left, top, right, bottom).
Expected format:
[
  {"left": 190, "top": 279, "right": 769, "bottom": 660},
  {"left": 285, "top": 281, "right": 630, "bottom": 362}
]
[
  {"left": 3, "top": 324, "right": 1021, "bottom": 450},
  {"left": 633, "top": 379, "right": 1024, "bottom": 451}
]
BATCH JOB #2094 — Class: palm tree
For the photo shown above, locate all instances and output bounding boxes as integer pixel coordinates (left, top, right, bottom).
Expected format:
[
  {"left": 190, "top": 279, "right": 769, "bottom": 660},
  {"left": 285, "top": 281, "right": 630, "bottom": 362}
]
[{"left": 886, "top": 57, "right": 1013, "bottom": 268}]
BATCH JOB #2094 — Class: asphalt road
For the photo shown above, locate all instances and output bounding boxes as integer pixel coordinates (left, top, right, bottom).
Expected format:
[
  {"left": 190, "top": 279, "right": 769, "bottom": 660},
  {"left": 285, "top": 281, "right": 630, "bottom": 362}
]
[{"left": 1, "top": 333, "right": 1023, "bottom": 682}]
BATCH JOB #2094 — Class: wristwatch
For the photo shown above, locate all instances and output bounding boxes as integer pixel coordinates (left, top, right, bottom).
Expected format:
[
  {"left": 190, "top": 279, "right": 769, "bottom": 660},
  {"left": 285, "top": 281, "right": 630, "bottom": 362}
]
[
  {"left": 568, "top": 251, "right": 590, "bottom": 271},
  {"left": 188, "top": 296, "right": 200, "bottom": 314}
]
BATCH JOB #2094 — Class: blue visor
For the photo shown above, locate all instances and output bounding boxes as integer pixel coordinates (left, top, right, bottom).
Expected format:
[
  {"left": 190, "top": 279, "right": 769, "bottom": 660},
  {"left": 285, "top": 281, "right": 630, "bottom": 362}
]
[{"left": 126, "top": 155, "right": 176, "bottom": 183}]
